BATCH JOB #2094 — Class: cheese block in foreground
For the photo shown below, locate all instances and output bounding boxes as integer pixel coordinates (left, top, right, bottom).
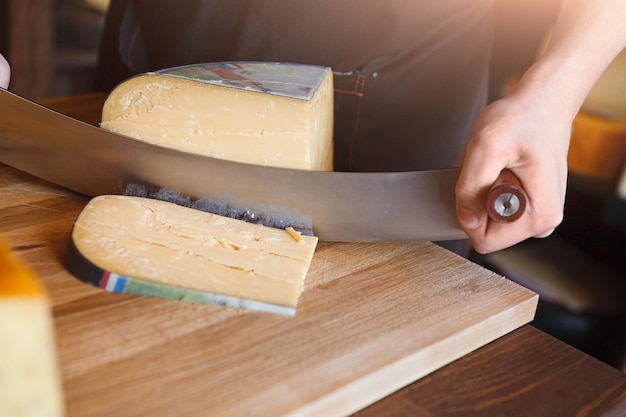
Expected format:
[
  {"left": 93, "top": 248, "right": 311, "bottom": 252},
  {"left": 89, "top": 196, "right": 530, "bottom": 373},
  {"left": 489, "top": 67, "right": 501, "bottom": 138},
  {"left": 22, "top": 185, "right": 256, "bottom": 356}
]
[
  {"left": 0, "top": 238, "right": 65, "bottom": 417},
  {"left": 101, "top": 62, "right": 334, "bottom": 170},
  {"left": 64, "top": 195, "right": 318, "bottom": 315}
]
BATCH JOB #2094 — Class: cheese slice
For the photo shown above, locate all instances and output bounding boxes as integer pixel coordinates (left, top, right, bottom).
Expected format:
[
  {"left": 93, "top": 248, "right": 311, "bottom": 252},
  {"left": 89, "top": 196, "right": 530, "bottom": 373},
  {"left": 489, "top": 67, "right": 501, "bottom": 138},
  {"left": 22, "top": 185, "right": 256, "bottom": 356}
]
[
  {"left": 67, "top": 195, "right": 318, "bottom": 313},
  {"left": 0, "top": 238, "right": 65, "bottom": 417},
  {"left": 101, "top": 62, "right": 334, "bottom": 170}
]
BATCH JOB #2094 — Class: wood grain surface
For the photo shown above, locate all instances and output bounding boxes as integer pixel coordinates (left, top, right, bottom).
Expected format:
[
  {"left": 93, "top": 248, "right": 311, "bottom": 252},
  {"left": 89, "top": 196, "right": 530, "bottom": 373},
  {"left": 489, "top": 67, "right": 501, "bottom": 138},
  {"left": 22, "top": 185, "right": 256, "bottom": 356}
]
[
  {"left": 355, "top": 325, "right": 626, "bottom": 417},
  {"left": 0, "top": 94, "right": 544, "bottom": 416}
]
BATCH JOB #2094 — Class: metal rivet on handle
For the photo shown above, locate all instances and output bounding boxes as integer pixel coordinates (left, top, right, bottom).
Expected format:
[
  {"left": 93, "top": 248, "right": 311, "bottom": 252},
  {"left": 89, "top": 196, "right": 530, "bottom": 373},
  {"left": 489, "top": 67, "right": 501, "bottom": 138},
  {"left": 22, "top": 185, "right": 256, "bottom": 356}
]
[
  {"left": 493, "top": 192, "right": 520, "bottom": 218},
  {"left": 486, "top": 169, "right": 527, "bottom": 223}
]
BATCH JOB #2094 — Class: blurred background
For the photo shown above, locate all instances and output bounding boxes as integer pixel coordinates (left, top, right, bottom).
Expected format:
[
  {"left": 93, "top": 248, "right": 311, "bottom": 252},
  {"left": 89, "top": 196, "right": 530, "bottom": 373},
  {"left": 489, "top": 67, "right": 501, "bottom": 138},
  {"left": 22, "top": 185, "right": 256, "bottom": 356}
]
[{"left": 1, "top": 0, "right": 624, "bottom": 371}]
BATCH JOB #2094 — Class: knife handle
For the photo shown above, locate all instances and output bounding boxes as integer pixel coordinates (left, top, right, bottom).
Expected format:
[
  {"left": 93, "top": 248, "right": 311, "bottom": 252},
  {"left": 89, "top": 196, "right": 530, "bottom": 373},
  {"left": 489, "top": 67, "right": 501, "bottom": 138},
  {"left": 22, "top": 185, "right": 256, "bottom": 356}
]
[{"left": 486, "top": 169, "right": 527, "bottom": 223}]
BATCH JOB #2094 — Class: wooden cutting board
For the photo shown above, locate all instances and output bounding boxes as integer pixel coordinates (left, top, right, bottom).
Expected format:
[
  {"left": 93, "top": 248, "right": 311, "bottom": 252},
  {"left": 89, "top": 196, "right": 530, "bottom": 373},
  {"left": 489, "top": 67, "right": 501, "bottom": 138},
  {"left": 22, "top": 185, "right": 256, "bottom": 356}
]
[
  {"left": 0, "top": 95, "right": 538, "bottom": 417},
  {"left": 1, "top": 163, "right": 538, "bottom": 417}
]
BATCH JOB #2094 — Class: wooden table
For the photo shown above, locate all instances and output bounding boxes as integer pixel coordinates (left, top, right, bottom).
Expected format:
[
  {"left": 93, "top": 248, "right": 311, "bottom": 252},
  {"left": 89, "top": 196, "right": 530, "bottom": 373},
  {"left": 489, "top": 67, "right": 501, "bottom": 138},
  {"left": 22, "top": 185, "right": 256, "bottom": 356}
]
[{"left": 2, "top": 93, "right": 625, "bottom": 417}]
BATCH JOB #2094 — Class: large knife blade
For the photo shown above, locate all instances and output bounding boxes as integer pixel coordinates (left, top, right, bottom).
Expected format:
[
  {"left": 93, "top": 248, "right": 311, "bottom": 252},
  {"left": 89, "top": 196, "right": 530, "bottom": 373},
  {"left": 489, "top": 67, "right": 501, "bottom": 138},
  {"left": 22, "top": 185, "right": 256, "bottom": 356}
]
[{"left": 0, "top": 88, "right": 467, "bottom": 242}]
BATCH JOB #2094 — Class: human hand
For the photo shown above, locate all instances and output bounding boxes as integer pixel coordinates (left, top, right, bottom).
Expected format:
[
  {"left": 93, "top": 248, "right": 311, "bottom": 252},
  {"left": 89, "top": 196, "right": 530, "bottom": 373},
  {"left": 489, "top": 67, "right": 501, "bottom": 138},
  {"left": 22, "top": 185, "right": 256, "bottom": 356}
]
[
  {"left": 455, "top": 93, "right": 570, "bottom": 254},
  {"left": 0, "top": 53, "right": 9, "bottom": 89}
]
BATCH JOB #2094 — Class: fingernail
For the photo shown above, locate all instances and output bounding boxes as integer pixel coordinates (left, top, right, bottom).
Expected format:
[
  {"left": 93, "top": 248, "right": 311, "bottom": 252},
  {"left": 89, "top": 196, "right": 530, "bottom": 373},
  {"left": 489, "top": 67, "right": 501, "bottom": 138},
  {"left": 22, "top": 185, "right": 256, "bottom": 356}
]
[{"left": 458, "top": 207, "right": 479, "bottom": 229}]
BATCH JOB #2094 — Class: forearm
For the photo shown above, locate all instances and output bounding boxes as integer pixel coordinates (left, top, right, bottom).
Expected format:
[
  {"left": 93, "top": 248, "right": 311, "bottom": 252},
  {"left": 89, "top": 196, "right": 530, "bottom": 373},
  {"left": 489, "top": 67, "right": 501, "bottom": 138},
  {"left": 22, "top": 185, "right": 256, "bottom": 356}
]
[
  {"left": 456, "top": 0, "right": 626, "bottom": 253},
  {"left": 513, "top": 0, "right": 626, "bottom": 122}
]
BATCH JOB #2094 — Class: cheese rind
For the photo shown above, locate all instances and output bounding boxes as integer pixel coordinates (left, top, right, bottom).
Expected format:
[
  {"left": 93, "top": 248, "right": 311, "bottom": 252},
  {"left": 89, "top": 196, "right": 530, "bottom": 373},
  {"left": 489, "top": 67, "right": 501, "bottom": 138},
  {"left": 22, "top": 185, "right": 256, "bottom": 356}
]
[
  {"left": 101, "top": 62, "right": 334, "bottom": 170},
  {"left": 68, "top": 195, "right": 318, "bottom": 310},
  {"left": 0, "top": 239, "right": 65, "bottom": 417}
]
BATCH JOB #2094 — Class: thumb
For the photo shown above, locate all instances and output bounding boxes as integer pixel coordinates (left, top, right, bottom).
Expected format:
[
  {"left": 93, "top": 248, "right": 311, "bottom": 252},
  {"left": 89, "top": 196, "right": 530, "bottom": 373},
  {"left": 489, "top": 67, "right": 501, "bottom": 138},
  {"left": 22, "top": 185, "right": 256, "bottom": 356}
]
[{"left": 455, "top": 159, "right": 500, "bottom": 231}]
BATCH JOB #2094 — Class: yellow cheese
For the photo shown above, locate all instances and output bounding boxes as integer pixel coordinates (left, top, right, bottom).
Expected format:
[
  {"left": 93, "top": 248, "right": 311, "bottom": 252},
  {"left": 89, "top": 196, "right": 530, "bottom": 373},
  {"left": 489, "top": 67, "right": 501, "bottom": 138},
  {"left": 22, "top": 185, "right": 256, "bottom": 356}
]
[
  {"left": 285, "top": 226, "right": 303, "bottom": 243},
  {"left": 101, "top": 62, "right": 334, "bottom": 171},
  {"left": 0, "top": 238, "right": 65, "bottom": 417},
  {"left": 71, "top": 195, "right": 318, "bottom": 308}
]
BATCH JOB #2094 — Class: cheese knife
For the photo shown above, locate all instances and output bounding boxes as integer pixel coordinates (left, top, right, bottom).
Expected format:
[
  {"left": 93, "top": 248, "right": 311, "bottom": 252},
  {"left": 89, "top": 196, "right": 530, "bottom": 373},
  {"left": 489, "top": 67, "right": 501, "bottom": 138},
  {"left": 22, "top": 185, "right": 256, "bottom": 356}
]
[{"left": 0, "top": 88, "right": 525, "bottom": 242}]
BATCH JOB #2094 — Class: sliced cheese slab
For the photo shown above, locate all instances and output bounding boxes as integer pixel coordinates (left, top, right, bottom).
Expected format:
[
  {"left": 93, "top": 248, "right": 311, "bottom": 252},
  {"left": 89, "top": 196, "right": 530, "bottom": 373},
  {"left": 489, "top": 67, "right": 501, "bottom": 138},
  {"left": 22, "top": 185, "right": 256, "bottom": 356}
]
[
  {"left": 101, "top": 62, "right": 334, "bottom": 170},
  {"left": 64, "top": 195, "right": 318, "bottom": 315},
  {"left": 0, "top": 238, "right": 65, "bottom": 417}
]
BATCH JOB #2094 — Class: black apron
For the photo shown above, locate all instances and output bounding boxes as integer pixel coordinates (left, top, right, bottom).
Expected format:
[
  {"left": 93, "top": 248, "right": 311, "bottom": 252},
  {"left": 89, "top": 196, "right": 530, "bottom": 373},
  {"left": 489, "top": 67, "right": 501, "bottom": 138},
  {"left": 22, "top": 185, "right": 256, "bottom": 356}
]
[{"left": 96, "top": 0, "right": 494, "bottom": 173}]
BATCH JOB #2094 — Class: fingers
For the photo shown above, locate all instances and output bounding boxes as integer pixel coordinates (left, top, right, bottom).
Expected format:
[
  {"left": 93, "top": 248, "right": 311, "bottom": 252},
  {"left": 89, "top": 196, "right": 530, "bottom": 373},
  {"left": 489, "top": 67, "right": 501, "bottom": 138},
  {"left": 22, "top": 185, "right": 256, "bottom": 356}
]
[
  {"left": 0, "top": 53, "right": 10, "bottom": 89},
  {"left": 455, "top": 118, "right": 505, "bottom": 250}
]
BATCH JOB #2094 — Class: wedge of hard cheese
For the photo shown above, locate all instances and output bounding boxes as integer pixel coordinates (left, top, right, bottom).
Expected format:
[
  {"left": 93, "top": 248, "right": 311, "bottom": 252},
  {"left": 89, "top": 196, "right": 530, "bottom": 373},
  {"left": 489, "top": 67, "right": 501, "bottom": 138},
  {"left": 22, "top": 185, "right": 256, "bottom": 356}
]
[
  {"left": 0, "top": 238, "right": 65, "bottom": 417},
  {"left": 64, "top": 195, "right": 318, "bottom": 315},
  {"left": 101, "top": 62, "right": 334, "bottom": 170}
]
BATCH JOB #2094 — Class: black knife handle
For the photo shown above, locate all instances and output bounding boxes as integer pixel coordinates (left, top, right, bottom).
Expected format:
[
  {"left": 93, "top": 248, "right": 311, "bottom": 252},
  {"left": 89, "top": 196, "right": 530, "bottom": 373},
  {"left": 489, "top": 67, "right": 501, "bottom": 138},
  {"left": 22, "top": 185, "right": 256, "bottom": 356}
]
[{"left": 486, "top": 169, "right": 527, "bottom": 223}]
